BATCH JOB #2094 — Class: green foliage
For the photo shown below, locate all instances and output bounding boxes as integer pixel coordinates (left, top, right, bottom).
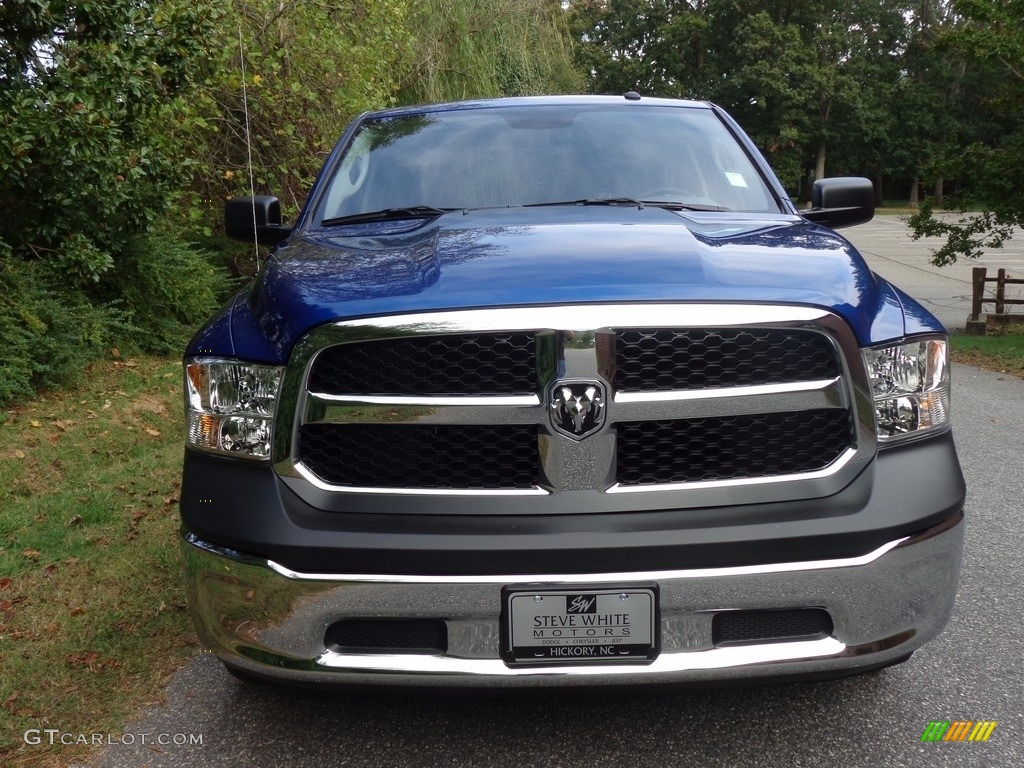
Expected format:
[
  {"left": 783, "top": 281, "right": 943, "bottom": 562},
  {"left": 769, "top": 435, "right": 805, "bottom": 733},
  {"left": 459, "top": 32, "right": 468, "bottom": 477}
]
[
  {"left": 0, "top": 1, "right": 223, "bottom": 405},
  {"left": 173, "top": 0, "right": 416, "bottom": 242},
  {"left": 398, "top": 0, "right": 583, "bottom": 104},
  {"left": 907, "top": 0, "right": 1024, "bottom": 264},
  {"left": 98, "top": 233, "right": 231, "bottom": 355},
  {"left": 0, "top": 242, "right": 118, "bottom": 404},
  {"left": 714, "top": 10, "right": 818, "bottom": 189},
  {"left": 0, "top": 230, "right": 225, "bottom": 402},
  {"left": 568, "top": 0, "right": 1024, "bottom": 215},
  {"left": 0, "top": 1, "right": 224, "bottom": 274},
  {"left": 570, "top": 0, "right": 709, "bottom": 98},
  {"left": 171, "top": 0, "right": 581, "bottom": 275}
]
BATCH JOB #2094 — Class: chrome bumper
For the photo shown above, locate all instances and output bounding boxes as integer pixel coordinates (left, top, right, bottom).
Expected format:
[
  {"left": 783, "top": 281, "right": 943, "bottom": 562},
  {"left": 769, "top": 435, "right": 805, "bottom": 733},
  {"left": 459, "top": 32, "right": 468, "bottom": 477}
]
[{"left": 181, "top": 514, "right": 963, "bottom": 687}]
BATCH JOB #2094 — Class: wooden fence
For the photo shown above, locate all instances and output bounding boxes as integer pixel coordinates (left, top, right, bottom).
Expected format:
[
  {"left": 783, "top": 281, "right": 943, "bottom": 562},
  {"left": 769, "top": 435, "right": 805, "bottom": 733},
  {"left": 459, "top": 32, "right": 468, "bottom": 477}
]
[{"left": 970, "top": 267, "right": 1024, "bottom": 322}]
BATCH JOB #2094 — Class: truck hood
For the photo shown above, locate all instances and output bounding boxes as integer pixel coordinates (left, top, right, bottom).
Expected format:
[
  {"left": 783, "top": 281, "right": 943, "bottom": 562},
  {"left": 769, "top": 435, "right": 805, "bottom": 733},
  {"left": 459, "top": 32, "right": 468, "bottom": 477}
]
[{"left": 210, "top": 207, "right": 921, "bottom": 361}]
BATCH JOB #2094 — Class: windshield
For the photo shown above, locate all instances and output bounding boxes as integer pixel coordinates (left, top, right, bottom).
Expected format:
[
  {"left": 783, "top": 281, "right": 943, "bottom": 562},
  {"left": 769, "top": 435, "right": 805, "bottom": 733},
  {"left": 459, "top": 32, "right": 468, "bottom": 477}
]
[{"left": 316, "top": 104, "right": 780, "bottom": 223}]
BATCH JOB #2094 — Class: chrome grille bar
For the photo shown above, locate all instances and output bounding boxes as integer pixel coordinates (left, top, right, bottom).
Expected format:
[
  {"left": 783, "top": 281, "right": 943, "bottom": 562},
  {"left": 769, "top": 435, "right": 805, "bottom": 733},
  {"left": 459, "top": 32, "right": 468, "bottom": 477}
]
[{"left": 273, "top": 304, "right": 876, "bottom": 514}]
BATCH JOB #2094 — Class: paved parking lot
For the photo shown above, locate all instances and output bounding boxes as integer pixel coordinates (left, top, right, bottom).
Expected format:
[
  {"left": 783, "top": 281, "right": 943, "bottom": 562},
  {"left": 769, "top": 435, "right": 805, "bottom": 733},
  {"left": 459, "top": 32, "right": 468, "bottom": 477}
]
[{"left": 845, "top": 214, "right": 1024, "bottom": 332}]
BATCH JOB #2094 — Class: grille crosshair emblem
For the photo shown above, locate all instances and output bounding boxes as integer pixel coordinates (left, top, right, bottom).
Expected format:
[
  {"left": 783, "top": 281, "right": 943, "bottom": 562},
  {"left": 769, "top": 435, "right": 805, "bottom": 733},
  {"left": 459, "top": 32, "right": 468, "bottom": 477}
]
[{"left": 550, "top": 380, "right": 606, "bottom": 440}]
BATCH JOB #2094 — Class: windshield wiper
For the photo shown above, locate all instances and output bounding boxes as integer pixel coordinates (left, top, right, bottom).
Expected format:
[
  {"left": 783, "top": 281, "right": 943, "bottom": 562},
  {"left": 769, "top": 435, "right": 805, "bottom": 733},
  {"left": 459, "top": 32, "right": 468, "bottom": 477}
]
[
  {"left": 523, "top": 198, "right": 728, "bottom": 212},
  {"left": 644, "top": 200, "right": 729, "bottom": 212},
  {"left": 524, "top": 198, "right": 648, "bottom": 210},
  {"left": 320, "top": 206, "right": 457, "bottom": 227}
]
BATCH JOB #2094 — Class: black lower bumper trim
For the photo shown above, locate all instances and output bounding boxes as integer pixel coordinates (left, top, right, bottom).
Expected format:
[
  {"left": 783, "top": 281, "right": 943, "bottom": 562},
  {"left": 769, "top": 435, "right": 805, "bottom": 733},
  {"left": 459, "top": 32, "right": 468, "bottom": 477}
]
[{"left": 180, "top": 431, "right": 965, "bottom": 576}]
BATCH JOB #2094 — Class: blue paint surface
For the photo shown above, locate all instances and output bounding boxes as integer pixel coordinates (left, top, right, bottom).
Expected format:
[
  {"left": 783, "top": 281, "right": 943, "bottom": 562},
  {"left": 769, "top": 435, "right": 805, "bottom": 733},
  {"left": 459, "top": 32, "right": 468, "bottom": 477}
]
[{"left": 187, "top": 98, "right": 942, "bottom": 361}]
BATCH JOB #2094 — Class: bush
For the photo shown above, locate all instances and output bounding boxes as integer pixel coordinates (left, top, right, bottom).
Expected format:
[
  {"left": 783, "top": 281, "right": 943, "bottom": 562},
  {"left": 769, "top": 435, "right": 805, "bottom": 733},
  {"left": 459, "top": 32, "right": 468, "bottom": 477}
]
[
  {"left": 0, "top": 233, "right": 228, "bottom": 409},
  {"left": 99, "top": 233, "right": 232, "bottom": 356},
  {"left": 0, "top": 242, "right": 118, "bottom": 407}
]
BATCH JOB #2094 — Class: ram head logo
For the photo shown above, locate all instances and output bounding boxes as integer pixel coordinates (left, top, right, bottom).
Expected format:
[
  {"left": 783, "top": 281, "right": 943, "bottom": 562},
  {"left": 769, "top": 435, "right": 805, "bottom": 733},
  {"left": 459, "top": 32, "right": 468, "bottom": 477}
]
[{"left": 550, "top": 380, "right": 606, "bottom": 440}]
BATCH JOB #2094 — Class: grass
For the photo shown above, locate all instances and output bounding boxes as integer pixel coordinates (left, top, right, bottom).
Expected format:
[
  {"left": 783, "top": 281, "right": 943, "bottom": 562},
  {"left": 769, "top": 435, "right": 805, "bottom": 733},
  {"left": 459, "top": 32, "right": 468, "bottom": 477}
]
[
  {"left": 0, "top": 355, "right": 196, "bottom": 768},
  {"left": 950, "top": 324, "right": 1024, "bottom": 377},
  {"left": 873, "top": 200, "right": 926, "bottom": 216},
  {"left": 875, "top": 201, "right": 974, "bottom": 217}
]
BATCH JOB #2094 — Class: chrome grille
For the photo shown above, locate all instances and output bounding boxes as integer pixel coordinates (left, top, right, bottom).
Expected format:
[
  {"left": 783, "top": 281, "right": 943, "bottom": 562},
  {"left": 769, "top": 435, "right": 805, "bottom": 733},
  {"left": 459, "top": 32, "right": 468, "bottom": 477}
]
[{"left": 277, "top": 305, "right": 874, "bottom": 513}]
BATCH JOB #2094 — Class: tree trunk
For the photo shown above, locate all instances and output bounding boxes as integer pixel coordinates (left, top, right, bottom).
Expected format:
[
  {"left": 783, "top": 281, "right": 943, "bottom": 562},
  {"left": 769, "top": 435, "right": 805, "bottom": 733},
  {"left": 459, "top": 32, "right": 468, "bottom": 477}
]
[
  {"left": 278, "top": 1, "right": 291, "bottom": 79},
  {"left": 798, "top": 171, "right": 811, "bottom": 205},
  {"left": 815, "top": 142, "right": 826, "bottom": 182},
  {"left": 909, "top": 177, "right": 920, "bottom": 208},
  {"left": 934, "top": 177, "right": 944, "bottom": 208}
]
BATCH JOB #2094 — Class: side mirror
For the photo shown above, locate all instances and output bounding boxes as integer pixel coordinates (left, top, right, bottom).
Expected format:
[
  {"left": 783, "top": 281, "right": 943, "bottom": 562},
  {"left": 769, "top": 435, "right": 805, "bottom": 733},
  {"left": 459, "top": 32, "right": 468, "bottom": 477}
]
[
  {"left": 224, "top": 196, "right": 292, "bottom": 245},
  {"left": 802, "top": 177, "right": 874, "bottom": 229}
]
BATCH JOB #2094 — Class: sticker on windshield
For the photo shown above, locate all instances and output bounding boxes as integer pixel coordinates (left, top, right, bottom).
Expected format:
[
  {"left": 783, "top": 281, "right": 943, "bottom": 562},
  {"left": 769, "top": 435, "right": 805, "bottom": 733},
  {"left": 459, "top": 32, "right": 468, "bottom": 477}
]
[{"left": 724, "top": 171, "right": 748, "bottom": 188}]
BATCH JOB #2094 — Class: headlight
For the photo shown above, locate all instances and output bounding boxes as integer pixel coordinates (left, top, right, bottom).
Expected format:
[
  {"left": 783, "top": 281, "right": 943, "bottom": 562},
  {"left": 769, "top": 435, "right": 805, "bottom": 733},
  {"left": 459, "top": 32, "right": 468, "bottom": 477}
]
[
  {"left": 185, "top": 358, "right": 284, "bottom": 459},
  {"left": 862, "top": 338, "right": 949, "bottom": 442}
]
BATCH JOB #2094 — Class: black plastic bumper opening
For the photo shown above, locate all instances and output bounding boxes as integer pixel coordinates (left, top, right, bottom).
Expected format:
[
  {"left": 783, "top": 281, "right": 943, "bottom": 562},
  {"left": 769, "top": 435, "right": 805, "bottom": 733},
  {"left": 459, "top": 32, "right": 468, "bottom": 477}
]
[
  {"left": 712, "top": 608, "right": 833, "bottom": 647},
  {"left": 324, "top": 619, "right": 449, "bottom": 655}
]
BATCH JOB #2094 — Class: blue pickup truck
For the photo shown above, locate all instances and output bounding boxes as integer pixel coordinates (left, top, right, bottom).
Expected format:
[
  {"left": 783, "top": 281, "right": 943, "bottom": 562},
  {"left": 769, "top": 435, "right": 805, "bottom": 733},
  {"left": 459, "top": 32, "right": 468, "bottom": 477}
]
[{"left": 180, "top": 95, "right": 965, "bottom": 687}]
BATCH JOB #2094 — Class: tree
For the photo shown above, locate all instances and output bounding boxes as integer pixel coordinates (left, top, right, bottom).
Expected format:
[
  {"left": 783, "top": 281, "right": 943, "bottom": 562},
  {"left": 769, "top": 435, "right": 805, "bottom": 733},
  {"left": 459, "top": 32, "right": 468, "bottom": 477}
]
[
  {"left": 876, "top": 1, "right": 967, "bottom": 208},
  {"left": 570, "top": 0, "right": 710, "bottom": 98},
  {"left": 174, "top": 0, "right": 581, "bottom": 258},
  {"left": 908, "top": 0, "right": 1024, "bottom": 265},
  {"left": 400, "top": 0, "right": 582, "bottom": 104},
  {"left": 0, "top": 1, "right": 224, "bottom": 401},
  {"left": 0, "top": 1, "right": 222, "bottom": 282},
  {"left": 708, "top": 7, "right": 820, "bottom": 190},
  {"left": 167, "top": 0, "right": 414, "bottom": 248},
  {"left": 570, "top": 1, "right": 899, "bottom": 192}
]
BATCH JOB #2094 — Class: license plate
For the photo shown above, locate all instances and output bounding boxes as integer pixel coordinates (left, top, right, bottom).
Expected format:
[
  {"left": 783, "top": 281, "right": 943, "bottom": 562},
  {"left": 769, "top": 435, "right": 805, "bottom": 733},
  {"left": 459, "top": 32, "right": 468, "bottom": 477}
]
[{"left": 501, "top": 587, "right": 658, "bottom": 664}]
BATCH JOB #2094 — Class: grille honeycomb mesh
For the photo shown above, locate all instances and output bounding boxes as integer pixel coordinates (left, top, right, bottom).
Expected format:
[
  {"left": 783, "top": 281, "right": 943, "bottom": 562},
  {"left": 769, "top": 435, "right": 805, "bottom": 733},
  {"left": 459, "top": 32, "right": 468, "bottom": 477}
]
[
  {"left": 308, "top": 333, "right": 536, "bottom": 396},
  {"left": 615, "top": 409, "right": 851, "bottom": 485},
  {"left": 615, "top": 328, "right": 840, "bottom": 392},
  {"left": 296, "top": 324, "right": 854, "bottom": 492},
  {"left": 299, "top": 423, "right": 539, "bottom": 489},
  {"left": 713, "top": 609, "right": 833, "bottom": 646}
]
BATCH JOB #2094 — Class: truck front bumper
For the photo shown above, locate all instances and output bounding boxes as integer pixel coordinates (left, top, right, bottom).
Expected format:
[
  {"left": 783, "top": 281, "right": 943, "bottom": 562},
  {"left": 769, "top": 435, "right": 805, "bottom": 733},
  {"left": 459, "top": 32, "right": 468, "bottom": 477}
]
[{"left": 182, "top": 512, "right": 963, "bottom": 687}]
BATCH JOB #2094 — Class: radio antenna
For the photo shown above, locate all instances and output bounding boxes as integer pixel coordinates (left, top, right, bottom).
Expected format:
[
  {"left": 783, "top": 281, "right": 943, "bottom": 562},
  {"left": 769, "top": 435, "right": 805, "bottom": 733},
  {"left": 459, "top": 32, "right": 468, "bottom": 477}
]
[{"left": 238, "top": 26, "right": 260, "bottom": 272}]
